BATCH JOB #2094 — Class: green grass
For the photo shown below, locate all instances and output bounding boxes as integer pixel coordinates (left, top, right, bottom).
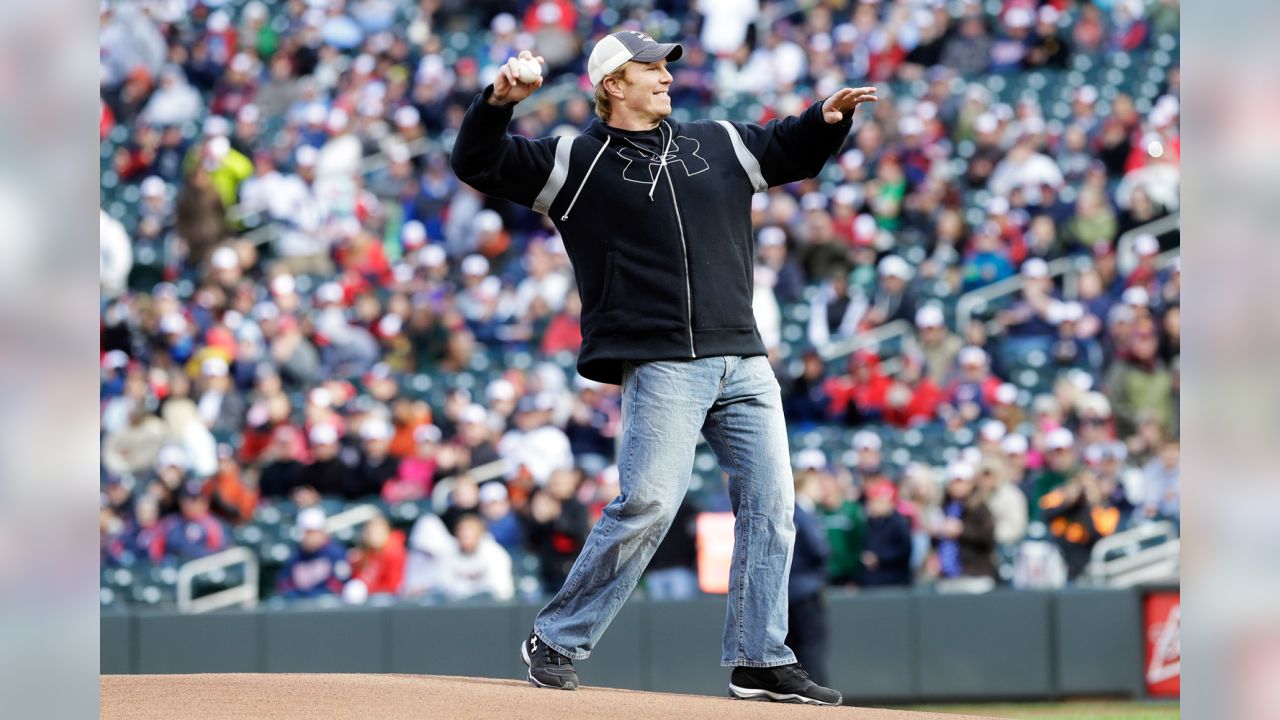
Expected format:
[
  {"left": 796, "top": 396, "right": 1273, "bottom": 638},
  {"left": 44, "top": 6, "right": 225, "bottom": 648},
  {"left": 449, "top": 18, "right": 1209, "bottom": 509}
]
[{"left": 896, "top": 701, "right": 1179, "bottom": 719}]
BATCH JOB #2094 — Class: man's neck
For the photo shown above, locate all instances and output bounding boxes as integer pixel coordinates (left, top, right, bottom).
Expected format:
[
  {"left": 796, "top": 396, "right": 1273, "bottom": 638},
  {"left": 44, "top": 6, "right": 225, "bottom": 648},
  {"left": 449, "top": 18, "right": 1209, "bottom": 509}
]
[{"left": 606, "top": 113, "right": 662, "bottom": 132}]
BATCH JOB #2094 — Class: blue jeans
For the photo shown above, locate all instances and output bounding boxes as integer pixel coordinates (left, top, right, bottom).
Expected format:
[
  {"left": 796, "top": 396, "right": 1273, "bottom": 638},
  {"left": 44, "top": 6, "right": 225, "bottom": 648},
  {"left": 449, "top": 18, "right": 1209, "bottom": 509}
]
[
  {"left": 645, "top": 566, "right": 699, "bottom": 601},
  {"left": 534, "top": 355, "right": 799, "bottom": 668}
]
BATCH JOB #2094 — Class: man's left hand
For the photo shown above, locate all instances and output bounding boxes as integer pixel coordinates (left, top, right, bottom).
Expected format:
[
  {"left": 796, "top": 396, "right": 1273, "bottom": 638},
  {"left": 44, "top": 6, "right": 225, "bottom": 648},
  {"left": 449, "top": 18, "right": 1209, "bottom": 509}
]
[{"left": 822, "top": 87, "right": 879, "bottom": 124}]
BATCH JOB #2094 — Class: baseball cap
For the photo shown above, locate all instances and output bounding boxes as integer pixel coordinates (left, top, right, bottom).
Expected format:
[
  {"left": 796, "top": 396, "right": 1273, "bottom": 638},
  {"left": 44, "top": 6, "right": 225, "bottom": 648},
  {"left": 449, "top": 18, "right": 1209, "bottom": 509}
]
[
  {"left": 865, "top": 480, "right": 896, "bottom": 502},
  {"left": 413, "top": 424, "right": 442, "bottom": 445},
  {"left": 796, "top": 448, "right": 827, "bottom": 471},
  {"left": 915, "top": 304, "right": 944, "bottom": 329},
  {"left": 309, "top": 423, "right": 339, "bottom": 446},
  {"left": 1002, "top": 434, "right": 1029, "bottom": 455},
  {"left": 479, "top": 482, "right": 509, "bottom": 503},
  {"left": 853, "top": 430, "right": 882, "bottom": 451},
  {"left": 587, "top": 30, "right": 683, "bottom": 87},
  {"left": 1045, "top": 427, "right": 1075, "bottom": 450},
  {"left": 360, "top": 418, "right": 393, "bottom": 442},
  {"left": 946, "top": 461, "right": 975, "bottom": 482},
  {"left": 297, "top": 507, "right": 327, "bottom": 532}
]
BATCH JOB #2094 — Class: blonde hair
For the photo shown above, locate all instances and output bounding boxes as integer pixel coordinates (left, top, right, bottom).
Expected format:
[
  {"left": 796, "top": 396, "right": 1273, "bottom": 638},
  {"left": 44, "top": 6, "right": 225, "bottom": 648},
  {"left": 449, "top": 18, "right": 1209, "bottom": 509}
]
[{"left": 592, "top": 63, "right": 631, "bottom": 122}]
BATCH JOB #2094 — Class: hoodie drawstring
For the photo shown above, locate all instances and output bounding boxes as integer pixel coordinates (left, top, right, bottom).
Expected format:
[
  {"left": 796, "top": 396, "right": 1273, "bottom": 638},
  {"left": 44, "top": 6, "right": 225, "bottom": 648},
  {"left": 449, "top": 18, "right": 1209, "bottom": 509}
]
[
  {"left": 560, "top": 136, "right": 610, "bottom": 221},
  {"left": 647, "top": 121, "right": 675, "bottom": 203}
]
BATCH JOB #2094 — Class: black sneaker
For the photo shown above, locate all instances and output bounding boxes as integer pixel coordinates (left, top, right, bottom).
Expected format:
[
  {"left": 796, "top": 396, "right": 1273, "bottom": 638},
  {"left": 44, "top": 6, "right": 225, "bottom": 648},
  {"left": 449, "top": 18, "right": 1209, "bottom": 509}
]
[
  {"left": 729, "top": 664, "right": 842, "bottom": 706},
  {"left": 520, "top": 631, "right": 579, "bottom": 690}
]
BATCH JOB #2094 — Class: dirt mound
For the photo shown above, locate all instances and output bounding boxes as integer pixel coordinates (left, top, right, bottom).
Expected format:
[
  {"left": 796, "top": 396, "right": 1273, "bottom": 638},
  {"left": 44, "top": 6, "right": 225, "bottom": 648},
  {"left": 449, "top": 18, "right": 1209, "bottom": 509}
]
[{"left": 101, "top": 673, "right": 999, "bottom": 719}]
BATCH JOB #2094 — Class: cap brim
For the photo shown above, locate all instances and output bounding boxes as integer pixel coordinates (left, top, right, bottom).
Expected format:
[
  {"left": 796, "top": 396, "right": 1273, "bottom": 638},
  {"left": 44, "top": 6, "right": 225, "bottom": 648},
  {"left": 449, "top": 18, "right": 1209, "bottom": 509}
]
[{"left": 631, "top": 42, "right": 682, "bottom": 64}]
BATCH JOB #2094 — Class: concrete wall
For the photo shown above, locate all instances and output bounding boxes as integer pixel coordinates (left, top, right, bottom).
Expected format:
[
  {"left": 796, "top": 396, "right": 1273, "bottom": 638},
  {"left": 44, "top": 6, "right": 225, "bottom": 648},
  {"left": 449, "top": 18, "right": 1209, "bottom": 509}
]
[{"left": 100, "top": 588, "right": 1147, "bottom": 702}]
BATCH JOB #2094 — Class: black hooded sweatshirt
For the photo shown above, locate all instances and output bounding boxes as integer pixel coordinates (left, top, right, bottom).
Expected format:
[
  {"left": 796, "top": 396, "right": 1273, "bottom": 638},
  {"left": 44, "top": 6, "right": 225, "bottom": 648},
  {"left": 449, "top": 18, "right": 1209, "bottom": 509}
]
[{"left": 451, "top": 84, "right": 854, "bottom": 384}]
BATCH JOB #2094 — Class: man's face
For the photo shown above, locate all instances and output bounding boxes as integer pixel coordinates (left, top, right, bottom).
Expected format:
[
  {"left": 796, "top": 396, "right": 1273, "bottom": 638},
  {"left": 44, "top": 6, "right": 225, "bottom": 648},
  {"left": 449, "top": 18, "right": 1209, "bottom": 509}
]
[{"left": 612, "top": 60, "right": 672, "bottom": 124}]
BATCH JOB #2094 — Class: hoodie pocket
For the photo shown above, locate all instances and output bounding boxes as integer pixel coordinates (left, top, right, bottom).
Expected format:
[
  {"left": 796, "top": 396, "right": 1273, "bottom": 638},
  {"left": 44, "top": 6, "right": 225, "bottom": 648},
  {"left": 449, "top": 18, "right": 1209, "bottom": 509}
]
[{"left": 598, "top": 252, "right": 618, "bottom": 311}]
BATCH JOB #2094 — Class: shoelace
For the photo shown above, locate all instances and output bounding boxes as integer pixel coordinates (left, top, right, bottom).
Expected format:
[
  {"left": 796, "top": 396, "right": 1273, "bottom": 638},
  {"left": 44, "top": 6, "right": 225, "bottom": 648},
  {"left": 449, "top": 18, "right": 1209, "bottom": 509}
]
[{"left": 784, "top": 664, "right": 812, "bottom": 683}]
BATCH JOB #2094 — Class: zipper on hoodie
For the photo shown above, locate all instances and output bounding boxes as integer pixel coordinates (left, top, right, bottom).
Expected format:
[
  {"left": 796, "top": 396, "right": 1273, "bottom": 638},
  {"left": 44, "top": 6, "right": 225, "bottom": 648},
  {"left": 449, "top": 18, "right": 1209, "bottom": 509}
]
[{"left": 656, "top": 122, "right": 697, "bottom": 359}]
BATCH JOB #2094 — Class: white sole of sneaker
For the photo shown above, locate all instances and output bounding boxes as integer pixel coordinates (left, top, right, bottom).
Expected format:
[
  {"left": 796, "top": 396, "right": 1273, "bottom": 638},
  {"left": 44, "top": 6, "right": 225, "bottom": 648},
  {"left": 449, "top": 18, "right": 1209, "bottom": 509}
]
[
  {"left": 521, "top": 639, "right": 577, "bottom": 691},
  {"left": 728, "top": 684, "right": 841, "bottom": 706}
]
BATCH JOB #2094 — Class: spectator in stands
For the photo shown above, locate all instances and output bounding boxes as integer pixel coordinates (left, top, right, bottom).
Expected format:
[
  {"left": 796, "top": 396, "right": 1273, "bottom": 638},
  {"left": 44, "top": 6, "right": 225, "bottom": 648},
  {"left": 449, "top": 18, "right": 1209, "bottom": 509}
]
[
  {"left": 1039, "top": 470, "right": 1121, "bottom": 580},
  {"left": 907, "top": 304, "right": 962, "bottom": 387},
  {"left": 256, "top": 425, "right": 306, "bottom": 499},
  {"left": 859, "top": 480, "right": 913, "bottom": 588},
  {"left": 478, "top": 481, "right": 522, "bottom": 553},
  {"left": 439, "top": 514, "right": 515, "bottom": 601},
  {"left": 297, "top": 423, "right": 351, "bottom": 498},
  {"left": 346, "top": 417, "right": 397, "bottom": 499},
  {"left": 1141, "top": 440, "right": 1180, "bottom": 527},
  {"left": 788, "top": 471, "right": 831, "bottom": 685},
  {"left": 933, "top": 462, "right": 998, "bottom": 590},
  {"left": 829, "top": 351, "right": 891, "bottom": 426},
  {"left": 636, "top": 482, "right": 702, "bottom": 603},
  {"left": 383, "top": 424, "right": 443, "bottom": 503},
  {"left": 941, "top": 346, "right": 1002, "bottom": 428},
  {"left": 205, "top": 444, "right": 258, "bottom": 524},
  {"left": 441, "top": 474, "right": 483, "bottom": 534},
  {"left": 102, "top": 402, "right": 169, "bottom": 477},
  {"left": 978, "top": 457, "right": 1028, "bottom": 549},
  {"left": 883, "top": 353, "right": 945, "bottom": 428},
  {"left": 162, "top": 481, "right": 231, "bottom": 562},
  {"left": 862, "top": 256, "right": 917, "bottom": 329},
  {"left": 524, "top": 475, "right": 587, "bottom": 594},
  {"left": 1105, "top": 317, "right": 1176, "bottom": 439},
  {"left": 277, "top": 508, "right": 349, "bottom": 599},
  {"left": 784, "top": 350, "right": 834, "bottom": 429},
  {"left": 1028, "top": 428, "right": 1079, "bottom": 520},
  {"left": 348, "top": 514, "right": 407, "bottom": 596}
]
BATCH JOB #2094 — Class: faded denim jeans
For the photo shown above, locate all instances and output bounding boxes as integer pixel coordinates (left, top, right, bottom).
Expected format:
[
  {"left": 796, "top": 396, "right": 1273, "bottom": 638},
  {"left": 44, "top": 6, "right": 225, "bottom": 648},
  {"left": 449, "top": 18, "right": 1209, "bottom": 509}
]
[{"left": 534, "top": 355, "right": 798, "bottom": 668}]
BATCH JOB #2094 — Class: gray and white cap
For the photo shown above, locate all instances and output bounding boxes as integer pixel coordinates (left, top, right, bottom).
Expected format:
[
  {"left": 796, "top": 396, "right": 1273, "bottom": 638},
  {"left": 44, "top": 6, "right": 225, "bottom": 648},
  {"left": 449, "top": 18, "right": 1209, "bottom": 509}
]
[{"left": 587, "top": 30, "right": 683, "bottom": 86}]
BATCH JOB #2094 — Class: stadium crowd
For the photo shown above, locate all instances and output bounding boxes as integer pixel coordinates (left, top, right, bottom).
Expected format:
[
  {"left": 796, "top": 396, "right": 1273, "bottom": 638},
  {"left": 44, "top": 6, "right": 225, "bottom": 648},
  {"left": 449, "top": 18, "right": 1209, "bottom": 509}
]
[{"left": 100, "top": 0, "right": 1180, "bottom": 606}]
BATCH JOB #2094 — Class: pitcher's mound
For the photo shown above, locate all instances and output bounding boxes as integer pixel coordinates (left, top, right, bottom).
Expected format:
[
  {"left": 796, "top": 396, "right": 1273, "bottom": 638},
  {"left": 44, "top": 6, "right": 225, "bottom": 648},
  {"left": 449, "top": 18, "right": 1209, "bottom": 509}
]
[{"left": 101, "top": 674, "right": 998, "bottom": 719}]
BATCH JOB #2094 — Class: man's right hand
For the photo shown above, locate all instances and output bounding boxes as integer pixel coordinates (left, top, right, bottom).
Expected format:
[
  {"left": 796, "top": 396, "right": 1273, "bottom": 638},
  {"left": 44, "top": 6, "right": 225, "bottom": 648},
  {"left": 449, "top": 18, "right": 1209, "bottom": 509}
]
[{"left": 488, "top": 50, "right": 545, "bottom": 107}]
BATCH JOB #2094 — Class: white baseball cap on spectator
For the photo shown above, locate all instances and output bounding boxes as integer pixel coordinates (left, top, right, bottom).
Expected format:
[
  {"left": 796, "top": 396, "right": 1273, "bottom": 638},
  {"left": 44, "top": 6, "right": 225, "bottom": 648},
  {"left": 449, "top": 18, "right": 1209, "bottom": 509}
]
[
  {"left": 394, "top": 105, "right": 420, "bottom": 129},
  {"left": 796, "top": 448, "right": 827, "bottom": 471},
  {"left": 459, "top": 404, "right": 488, "bottom": 425},
  {"left": 377, "top": 314, "right": 403, "bottom": 337},
  {"left": 309, "top": 424, "right": 339, "bottom": 446},
  {"left": 159, "top": 312, "right": 188, "bottom": 335},
  {"left": 271, "top": 274, "right": 296, "bottom": 298},
  {"left": 986, "top": 196, "right": 1010, "bottom": 216},
  {"left": 201, "top": 357, "right": 229, "bottom": 377},
  {"left": 157, "top": 446, "right": 188, "bottom": 469},
  {"left": 995, "top": 383, "right": 1019, "bottom": 405},
  {"left": 1134, "top": 234, "right": 1160, "bottom": 257},
  {"left": 203, "top": 115, "right": 231, "bottom": 138},
  {"left": 757, "top": 226, "right": 786, "bottom": 247},
  {"left": 141, "top": 176, "right": 167, "bottom": 199},
  {"left": 479, "top": 482, "right": 509, "bottom": 503},
  {"left": 418, "top": 245, "right": 447, "bottom": 268},
  {"left": 475, "top": 210, "right": 504, "bottom": 234},
  {"left": 833, "top": 185, "right": 860, "bottom": 207},
  {"left": 486, "top": 379, "right": 516, "bottom": 403},
  {"left": 297, "top": 507, "right": 327, "bottom": 532},
  {"left": 1045, "top": 427, "right": 1075, "bottom": 451},
  {"left": 979, "top": 420, "right": 1007, "bottom": 443},
  {"left": 945, "top": 461, "right": 975, "bottom": 482},
  {"left": 491, "top": 12, "right": 517, "bottom": 34},
  {"left": 853, "top": 430, "right": 882, "bottom": 451},
  {"left": 352, "top": 53, "right": 376, "bottom": 76},
  {"left": 1079, "top": 392, "right": 1112, "bottom": 419},
  {"left": 915, "top": 304, "right": 945, "bottom": 329},
  {"left": 1038, "top": 5, "right": 1061, "bottom": 24},
  {"left": 413, "top": 424, "right": 442, "bottom": 445},
  {"left": 1002, "top": 434, "right": 1029, "bottom": 455},
  {"left": 898, "top": 116, "right": 924, "bottom": 137},
  {"left": 878, "top": 255, "right": 913, "bottom": 280},
  {"left": 316, "top": 282, "right": 344, "bottom": 304},
  {"left": 309, "top": 387, "right": 333, "bottom": 408},
  {"left": 1005, "top": 6, "right": 1033, "bottom": 28},
  {"left": 1121, "top": 286, "right": 1150, "bottom": 308},
  {"left": 462, "top": 255, "right": 490, "bottom": 277},
  {"left": 237, "top": 104, "right": 260, "bottom": 124},
  {"left": 853, "top": 214, "right": 879, "bottom": 245},
  {"left": 361, "top": 418, "right": 393, "bottom": 442},
  {"left": 295, "top": 144, "right": 319, "bottom": 168},
  {"left": 958, "top": 345, "right": 988, "bottom": 367},
  {"left": 960, "top": 446, "right": 983, "bottom": 467},
  {"left": 1021, "top": 258, "right": 1049, "bottom": 279},
  {"left": 211, "top": 246, "right": 239, "bottom": 271},
  {"left": 974, "top": 112, "right": 998, "bottom": 134},
  {"left": 401, "top": 221, "right": 427, "bottom": 248}
]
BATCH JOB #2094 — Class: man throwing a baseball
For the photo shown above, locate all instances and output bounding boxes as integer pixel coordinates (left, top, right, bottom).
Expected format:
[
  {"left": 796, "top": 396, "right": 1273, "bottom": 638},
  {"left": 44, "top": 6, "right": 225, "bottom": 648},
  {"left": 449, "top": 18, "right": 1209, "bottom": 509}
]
[{"left": 451, "top": 30, "right": 876, "bottom": 706}]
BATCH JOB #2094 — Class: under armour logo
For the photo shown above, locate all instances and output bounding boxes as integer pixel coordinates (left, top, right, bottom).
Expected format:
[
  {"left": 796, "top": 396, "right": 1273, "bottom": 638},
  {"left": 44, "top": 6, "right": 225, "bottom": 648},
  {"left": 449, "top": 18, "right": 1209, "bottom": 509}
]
[
  {"left": 616, "top": 136, "right": 711, "bottom": 184},
  {"left": 630, "top": 31, "right": 654, "bottom": 43}
]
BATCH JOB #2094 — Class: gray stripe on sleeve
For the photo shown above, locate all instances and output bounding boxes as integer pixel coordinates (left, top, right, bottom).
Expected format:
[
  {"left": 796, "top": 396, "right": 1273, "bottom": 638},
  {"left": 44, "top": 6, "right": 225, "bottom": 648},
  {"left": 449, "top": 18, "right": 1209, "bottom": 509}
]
[
  {"left": 532, "top": 135, "right": 576, "bottom": 215},
  {"left": 715, "top": 120, "right": 768, "bottom": 193}
]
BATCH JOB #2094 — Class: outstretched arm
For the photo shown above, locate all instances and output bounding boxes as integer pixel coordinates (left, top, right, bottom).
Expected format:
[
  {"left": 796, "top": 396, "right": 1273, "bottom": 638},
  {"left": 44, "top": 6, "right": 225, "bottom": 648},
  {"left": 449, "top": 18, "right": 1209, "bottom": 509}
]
[{"left": 723, "top": 86, "right": 878, "bottom": 188}]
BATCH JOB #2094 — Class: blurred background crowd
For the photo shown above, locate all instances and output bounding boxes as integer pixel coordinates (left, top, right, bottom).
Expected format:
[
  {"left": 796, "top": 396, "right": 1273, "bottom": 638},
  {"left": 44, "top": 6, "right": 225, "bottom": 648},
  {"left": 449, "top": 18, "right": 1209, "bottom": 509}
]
[{"left": 99, "top": 0, "right": 1179, "bottom": 609}]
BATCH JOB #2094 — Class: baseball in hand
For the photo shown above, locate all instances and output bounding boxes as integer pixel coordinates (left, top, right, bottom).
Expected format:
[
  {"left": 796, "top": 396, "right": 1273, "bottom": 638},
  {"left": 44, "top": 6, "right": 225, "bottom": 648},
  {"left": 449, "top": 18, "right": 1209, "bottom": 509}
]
[{"left": 515, "top": 58, "right": 542, "bottom": 84}]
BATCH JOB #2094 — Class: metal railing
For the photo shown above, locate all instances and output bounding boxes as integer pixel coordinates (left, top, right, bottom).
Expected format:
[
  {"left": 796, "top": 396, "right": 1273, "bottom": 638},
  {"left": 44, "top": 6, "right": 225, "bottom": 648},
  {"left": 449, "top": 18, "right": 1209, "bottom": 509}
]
[
  {"left": 1084, "top": 521, "right": 1180, "bottom": 588},
  {"left": 176, "top": 546, "right": 259, "bottom": 614},
  {"left": 818, "top": 319, "right": 913, "bottom": 362}
]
